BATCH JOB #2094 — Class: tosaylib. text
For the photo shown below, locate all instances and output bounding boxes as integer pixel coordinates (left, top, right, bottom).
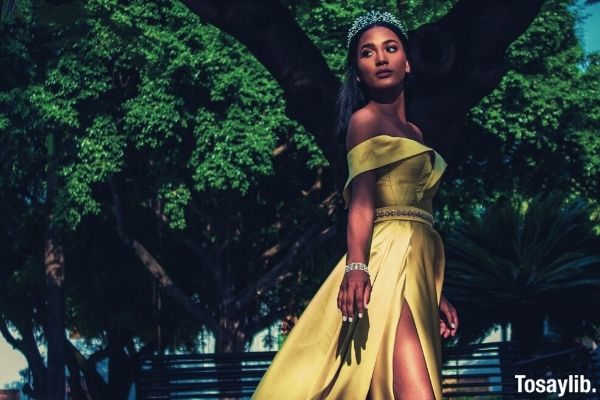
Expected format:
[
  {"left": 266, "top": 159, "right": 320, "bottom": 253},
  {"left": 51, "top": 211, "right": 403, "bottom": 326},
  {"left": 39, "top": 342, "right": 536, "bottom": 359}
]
[{"left": 514, "top": 374, "right": 596, "bottom": 397}]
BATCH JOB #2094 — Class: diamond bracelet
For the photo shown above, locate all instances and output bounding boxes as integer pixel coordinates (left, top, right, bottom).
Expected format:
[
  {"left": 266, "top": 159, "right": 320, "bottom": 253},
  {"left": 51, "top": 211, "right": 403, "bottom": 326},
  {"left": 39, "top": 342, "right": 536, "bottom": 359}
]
[{"left": 345, "top": 262, "right": 370, "bottom": 275}]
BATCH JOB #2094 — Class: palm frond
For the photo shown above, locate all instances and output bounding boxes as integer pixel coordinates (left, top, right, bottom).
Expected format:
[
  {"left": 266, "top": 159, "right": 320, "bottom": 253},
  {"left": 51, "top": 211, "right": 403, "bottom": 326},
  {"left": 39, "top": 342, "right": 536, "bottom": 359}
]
[{"left": 442, "top": 191, "right": 600, "bottom": 343}]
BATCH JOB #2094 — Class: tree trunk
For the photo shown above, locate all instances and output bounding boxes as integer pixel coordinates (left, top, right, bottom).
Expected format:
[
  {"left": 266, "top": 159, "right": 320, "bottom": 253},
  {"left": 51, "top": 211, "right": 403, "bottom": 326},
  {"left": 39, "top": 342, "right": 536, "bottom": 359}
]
[
  {"left": 214, "top": 315, "right": 247, "bottom": 400},
  {"left": 66, "top": 340, "right": 110, "bottom": 400},
  {"left": 45, "top": 131, "right": 66, "bottom": 400},
  {"left": 0, "top": 316, "right": 47, "bottom": 399},
  {"left": 65, "top": 353, "right": 86, "bottom": 400},
  {"left": 107, "top": 327, "right": 134, "bottom": 400},
  {"left": 22, "top": 317, "right": 49, "bottom": 399},
  {"left": 511, "top": 308, "right": 545, "bottom": 358}
]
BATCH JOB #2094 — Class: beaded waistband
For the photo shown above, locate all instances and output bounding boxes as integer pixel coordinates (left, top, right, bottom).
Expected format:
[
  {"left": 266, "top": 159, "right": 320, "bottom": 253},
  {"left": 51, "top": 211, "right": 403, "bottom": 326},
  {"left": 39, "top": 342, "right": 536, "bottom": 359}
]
[{"left": 374, "top": 206, "right": 434, "bottom": 226}]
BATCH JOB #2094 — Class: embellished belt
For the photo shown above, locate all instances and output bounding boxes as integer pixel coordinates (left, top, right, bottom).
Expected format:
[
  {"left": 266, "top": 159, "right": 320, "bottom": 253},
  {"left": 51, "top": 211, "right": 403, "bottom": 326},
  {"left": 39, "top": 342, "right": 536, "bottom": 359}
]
[{"left": 374, "top": 205, "right": 434, "bottom": 226}]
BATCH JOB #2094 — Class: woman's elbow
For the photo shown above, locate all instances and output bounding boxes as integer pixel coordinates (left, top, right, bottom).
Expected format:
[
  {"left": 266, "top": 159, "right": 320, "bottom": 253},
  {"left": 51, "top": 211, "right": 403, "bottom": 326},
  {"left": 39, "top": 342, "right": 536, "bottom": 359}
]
[{"left": 348, "top": 200, "right": 375, "bottom": 223}]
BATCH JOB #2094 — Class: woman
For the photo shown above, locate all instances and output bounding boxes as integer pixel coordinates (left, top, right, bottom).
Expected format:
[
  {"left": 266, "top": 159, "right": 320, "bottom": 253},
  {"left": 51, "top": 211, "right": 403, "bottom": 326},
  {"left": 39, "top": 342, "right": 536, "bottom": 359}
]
[{"left": 252, "top": 10, "right": 459, "bottom": 400}]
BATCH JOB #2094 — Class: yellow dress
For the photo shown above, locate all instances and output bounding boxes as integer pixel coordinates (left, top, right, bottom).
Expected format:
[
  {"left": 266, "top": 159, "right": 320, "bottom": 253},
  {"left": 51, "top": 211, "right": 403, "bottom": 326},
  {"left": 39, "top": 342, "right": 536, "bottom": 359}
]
[{"left": 252, "top": 135, "right": 448, "bottom": 400}]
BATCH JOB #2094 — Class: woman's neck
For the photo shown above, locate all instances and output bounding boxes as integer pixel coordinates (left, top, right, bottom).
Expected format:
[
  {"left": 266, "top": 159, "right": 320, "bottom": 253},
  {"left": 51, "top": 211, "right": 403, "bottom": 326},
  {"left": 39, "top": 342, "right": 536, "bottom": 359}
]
[{"left": 366, "top": 90, "right": 407, "bottom": 124}]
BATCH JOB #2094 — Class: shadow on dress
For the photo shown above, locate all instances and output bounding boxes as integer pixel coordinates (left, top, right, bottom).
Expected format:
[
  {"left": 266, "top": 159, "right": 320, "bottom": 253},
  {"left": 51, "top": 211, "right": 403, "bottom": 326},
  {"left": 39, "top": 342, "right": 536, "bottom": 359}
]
[{"left": 310, "top": 309, "right": 371, "bottom": 400}]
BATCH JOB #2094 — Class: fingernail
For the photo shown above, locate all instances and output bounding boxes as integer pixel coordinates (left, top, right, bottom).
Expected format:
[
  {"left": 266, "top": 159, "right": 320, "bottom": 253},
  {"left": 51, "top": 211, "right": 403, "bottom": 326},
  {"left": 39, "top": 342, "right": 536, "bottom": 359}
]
[
  {"left": 349, "top": 317, "right": 353, "bottom": 322},
  {"left": 450, "top": 323, "right": 456, "bottom": 328},
  {"left": 343, "top": 316, "right": 347, "bottom": 321},
  {"left": 358, "top": 312, "right": 363, "bottom": 319}
]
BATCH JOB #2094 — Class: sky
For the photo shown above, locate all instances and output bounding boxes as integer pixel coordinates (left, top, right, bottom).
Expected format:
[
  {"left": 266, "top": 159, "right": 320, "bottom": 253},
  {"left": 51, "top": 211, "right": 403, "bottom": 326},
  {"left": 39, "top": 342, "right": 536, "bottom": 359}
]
[
  {"left": 1, "top": 1, "right": 600, "bottom": 388},
  {"left": 579, "top": 0, "right": 600, "bottom": 53},
  {"left": 0, "top": 337, "right": 27, "bottom": 387}
]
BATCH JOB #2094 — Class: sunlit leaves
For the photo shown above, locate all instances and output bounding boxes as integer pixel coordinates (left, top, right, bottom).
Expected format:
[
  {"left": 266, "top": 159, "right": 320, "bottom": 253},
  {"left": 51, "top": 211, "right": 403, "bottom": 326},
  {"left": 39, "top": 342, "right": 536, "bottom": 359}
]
[
  {"left": 58, "top": 115, "right": 125, "bottom": 227},
  {"left": 123, "top": 78, "right": 182, "bottom": 149},
  {"left": 460, "top": 0, "right": 600, "bottom": 221},
  {"left": 159, "top": 182, "right": 191, "bottom": 230}
]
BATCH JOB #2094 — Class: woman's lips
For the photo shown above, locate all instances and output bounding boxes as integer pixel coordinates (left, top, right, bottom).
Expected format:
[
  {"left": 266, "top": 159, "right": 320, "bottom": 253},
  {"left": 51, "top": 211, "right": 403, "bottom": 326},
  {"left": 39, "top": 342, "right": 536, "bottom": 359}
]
[{"left": 376, "top": 70, "right": 393, "bottom": 78}]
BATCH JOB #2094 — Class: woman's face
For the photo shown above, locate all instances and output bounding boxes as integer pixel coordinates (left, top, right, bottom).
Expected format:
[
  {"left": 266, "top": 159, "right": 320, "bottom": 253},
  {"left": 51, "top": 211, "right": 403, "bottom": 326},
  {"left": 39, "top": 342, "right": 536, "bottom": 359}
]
[{"left": 355, "top": 26, "right": 410, "bottom": 91}]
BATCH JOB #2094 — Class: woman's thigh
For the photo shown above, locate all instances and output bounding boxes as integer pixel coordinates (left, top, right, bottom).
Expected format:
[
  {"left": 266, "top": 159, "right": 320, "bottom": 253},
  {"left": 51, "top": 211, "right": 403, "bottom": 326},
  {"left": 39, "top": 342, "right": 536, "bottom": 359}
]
[{"left": 391, "top": 297, "right": 435, "bottom": 400}]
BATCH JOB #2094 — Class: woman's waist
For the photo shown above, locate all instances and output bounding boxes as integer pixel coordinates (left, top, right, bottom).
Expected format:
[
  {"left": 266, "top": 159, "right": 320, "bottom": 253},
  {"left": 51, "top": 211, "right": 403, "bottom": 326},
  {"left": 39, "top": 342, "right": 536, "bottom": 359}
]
[{"left": 373, "top": 205, "right": 435, "bottom": 227}]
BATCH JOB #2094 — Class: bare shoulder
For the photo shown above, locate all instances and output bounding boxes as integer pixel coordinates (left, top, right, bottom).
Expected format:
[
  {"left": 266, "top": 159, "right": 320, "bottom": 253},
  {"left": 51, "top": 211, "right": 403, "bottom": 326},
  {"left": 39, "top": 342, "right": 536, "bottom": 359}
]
[
  {"left": 407, "top": 121, "right": 425, "bottom": 142},
  {"left": 346, "top": 108, "right": 380, "bottom": 152}
]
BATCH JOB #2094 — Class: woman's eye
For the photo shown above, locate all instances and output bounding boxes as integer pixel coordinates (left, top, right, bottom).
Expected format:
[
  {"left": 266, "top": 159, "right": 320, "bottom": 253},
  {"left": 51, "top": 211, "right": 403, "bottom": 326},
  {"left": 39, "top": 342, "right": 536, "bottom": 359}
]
[{"left": 361, "top": 46, "right": 397, "bottom": 57}]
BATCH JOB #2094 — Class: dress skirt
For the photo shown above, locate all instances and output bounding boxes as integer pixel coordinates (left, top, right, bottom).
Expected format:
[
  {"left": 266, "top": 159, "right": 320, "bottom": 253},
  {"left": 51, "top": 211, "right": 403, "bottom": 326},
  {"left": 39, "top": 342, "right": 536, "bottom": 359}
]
[{"left": 252, "top": 209, "right": 446, "bottom": 400}]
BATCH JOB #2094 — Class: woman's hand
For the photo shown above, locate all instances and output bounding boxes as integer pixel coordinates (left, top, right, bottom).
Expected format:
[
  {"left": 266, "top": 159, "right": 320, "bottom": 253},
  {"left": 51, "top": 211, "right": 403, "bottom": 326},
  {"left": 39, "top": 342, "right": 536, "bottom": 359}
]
[
  {"left": 338, "top": 270, "right": 371, "bottom": 322},
  {"left": 439, "top": 295, "right": 458, "bottom": 339}
]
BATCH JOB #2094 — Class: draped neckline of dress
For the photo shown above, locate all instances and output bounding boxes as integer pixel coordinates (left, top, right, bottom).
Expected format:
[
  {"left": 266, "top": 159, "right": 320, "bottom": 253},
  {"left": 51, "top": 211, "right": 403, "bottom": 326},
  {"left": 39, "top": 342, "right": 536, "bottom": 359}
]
[
  {"left": 347, "top": 133, "right": 440, "bottom": 155},
  {"left": 342, "top": 134, "right": 448, "bottom": 209}
]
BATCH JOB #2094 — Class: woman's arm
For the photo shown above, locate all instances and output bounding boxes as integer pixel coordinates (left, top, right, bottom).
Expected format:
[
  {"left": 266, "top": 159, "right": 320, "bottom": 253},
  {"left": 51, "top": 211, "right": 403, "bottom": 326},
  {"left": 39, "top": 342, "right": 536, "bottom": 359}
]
[
  {"left": 346, "top": 171, "right": 376, "bottom": 265},
  {"left": 338, "top": 110, "right": 377, "bottom": 322},
  {"left": 345, "top": 109, "right": 378, "bottom": 266},
  {"left": 346, "top": 171, "right": 375, "bottom": 264}
]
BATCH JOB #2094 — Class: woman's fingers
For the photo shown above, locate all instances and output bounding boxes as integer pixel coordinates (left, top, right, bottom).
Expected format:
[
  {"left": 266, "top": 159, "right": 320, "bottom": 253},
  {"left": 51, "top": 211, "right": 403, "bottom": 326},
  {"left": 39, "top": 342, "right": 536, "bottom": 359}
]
[
  {"left": 343, "top": 285, "right": 353, "bottom": 321},
  {"left": 363, "top": 282, "right": 371, "bottom": 310},
  {"left": 447, "top": 305, "right": 458, "bottom": 334},
  {"left": 439, "top": 302, "right": 457, "bottom": 336},
  {"left": 357, "top": 280, "right": 371, "bottom": 318},
  {"left": 355, "top": 284, "right": 365, "bottom": 317},
  {"left": 353, "top": 275, "right": 372, "bottom": 320},
  {"left": 339, "top": 278, "right": 349, "bottom": 320},
  {"left": 348, "top": 285, "right": 357, "bottom": 321},
  {"left": 440, "top": 319, "right": 449, "bottom": 338},
  {"left": 341, "top": 285, "right": 347, "bottom": 320},
  {"left": 452, "top": 309, "right": 459, "bottom": 333},
  {"left": 340, "top": 272, "right": 371, "bottom": 323}
]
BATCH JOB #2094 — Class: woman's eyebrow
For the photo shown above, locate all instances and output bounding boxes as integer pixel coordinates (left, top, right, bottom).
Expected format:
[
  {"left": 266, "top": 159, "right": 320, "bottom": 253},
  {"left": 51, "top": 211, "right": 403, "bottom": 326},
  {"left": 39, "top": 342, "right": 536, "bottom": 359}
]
[{"left": 360, "top": 39, "right": 398, "bottom": 49}]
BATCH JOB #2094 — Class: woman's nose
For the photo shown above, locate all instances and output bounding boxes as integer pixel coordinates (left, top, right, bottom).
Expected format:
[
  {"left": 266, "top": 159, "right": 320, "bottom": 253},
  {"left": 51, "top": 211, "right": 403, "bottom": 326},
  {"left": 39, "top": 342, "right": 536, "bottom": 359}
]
[{"left": 375, "top": 50, "right": 388, "bottom": 64}]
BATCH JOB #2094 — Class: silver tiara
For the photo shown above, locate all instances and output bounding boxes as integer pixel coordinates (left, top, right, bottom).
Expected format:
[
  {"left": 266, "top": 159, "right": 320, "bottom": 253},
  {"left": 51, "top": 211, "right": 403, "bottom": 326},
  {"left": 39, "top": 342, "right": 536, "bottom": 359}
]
[{"left": 346, "top": 10, "right": 408, "bottom": 49}]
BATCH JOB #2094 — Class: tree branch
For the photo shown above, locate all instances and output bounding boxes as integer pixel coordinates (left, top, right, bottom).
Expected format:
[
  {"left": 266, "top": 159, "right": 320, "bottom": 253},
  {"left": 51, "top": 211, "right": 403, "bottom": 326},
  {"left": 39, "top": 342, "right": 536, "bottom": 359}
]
[
  {"left": 408, "top": 0, "right": 546, "bottom": 156},
  {"left": 65, "top": 339, "right": 108, "bottom": 399},
  {"left": 151, "top": 200, "right": 216, "bottom": 272},
  {"left": 10, "top": 314, "right": 47, "bottom": 397},
  {"left": 260, "top": 191, "right": 338, "bottom": 261},
  {"left": 181, "top": 0, "right": 547, "bottom": 184},
  {"left": 108, "top": 178, "right": 219, "bottom": 333},
  {"left": 0, "top": 317, "right": 22, "bottom": 350},
  {"left": 224, "top": 223, "right": 336, "bottom": 311}
]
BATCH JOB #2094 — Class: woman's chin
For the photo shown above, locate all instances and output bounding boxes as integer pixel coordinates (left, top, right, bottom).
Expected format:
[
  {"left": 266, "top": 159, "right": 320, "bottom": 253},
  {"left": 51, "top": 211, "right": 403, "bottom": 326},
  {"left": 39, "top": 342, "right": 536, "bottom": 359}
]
[{"left": 372, "top": 80, "right": 403, "bottom": 90}]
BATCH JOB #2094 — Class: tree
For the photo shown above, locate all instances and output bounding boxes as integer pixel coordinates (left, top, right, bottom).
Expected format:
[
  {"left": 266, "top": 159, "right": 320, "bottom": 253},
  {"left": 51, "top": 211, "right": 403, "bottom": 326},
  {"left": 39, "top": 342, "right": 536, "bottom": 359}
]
[
  {"left": 443, "top": 191, "right": 600, "bottom": 355},
  {"left": 2, "top": 0, "right": 595, "bottom": 398},
  {"left": 436, "top": 0, "right": 600, "bottom": 227}
]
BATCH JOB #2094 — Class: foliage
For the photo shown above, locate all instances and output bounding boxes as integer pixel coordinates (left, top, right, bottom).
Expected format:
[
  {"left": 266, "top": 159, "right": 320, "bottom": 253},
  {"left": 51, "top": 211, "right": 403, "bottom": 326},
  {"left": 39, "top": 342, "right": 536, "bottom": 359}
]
[
  {"left": 288, "top": 0, "right": 457, "bottom": 78},
  {"left": 0, "top": 0, "right": 598, "bottom": 387},
  {"left": 443, "top": 191, "right": 600, "bottom": 345},
  {"left": 0, "top": 0, "right": 335, "bottom": 364},
  {"left": 437, "top": 0, "right": 600, "bottom": 233}
]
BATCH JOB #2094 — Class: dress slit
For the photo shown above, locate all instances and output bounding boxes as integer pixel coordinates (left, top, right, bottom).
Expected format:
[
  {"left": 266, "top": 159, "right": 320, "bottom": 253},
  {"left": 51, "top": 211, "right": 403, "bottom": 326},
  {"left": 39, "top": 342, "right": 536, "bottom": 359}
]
[
  {"left": 391, "top": 296, "right": 436, "bottom": 400},
  {"left": 403, "top": 222, "right": 444, "bottom": 400},
  {"left": 367, "top": 221, "right": 443, "bottom": 400},
  {"left": 401, "top": 223, "right": 438, "bottom": 399}
]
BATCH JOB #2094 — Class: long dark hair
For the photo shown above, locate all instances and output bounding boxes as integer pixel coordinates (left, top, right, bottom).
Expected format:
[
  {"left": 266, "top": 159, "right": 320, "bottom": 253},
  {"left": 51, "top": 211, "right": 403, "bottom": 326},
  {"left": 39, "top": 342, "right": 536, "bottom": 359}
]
[{"left": 334, "top": 21, "right": 411, "bottom": 146}]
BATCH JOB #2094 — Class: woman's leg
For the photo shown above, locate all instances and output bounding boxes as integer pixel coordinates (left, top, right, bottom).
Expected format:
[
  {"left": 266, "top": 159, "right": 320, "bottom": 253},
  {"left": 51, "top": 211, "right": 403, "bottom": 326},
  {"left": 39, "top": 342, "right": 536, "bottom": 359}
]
[{"left": 392, "top": 297, "right": 435, "bottom": 400}]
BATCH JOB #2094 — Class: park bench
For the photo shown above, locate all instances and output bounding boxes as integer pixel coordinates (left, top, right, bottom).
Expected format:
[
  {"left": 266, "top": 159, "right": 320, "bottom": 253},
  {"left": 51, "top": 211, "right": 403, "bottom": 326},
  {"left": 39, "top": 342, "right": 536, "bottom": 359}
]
[{"left": 137, "top": 340, "right": 598, "bottom": 399}]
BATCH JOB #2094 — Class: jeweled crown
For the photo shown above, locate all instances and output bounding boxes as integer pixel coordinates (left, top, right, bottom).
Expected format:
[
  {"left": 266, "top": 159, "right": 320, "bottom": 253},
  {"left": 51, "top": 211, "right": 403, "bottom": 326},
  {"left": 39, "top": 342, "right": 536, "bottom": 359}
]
[{"left": 346, "top": 10, "right": 408, "bottom": 49}]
